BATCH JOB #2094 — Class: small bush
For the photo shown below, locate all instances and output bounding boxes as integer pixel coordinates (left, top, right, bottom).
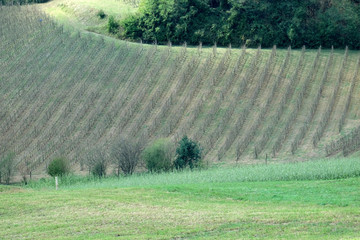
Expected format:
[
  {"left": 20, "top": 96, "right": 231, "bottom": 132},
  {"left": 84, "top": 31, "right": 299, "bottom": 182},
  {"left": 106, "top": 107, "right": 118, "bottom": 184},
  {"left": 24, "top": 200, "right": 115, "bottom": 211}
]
[
  {"left": 47, "top": 158, "right": 69, "bottom": 177},
  {"left": 92, "top": 161, "right": 107, "bottom": 178},
  {"left": 84, "top": 146, "right": 108, "bottom": 178},
  {"left": 111, "top": 136, "right": 143, "bottom": 176},
  {"left": 97, "top": 9, "right": 106, "bottom": 19},
  {"left": 0, "top": 152, "right": 15, "bottom": 184},
  {"left": 17, "top": 159, "right": 32, "bottom": 185},
  {"left": 174, "top": 136, "right": 202, "bottom": 170},
  {"left": 143, "top": 138, "right": 174, "bottom": 173},
  {"left": 108, "top": 15, "right": 120, "bottom": 34}
]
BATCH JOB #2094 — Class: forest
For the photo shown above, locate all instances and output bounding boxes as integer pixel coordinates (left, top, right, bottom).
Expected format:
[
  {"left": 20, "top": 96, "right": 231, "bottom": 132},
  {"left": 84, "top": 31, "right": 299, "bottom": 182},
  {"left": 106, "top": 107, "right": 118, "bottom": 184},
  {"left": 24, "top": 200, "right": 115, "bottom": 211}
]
[{"left": 120, "top": 0, "right": 360, "bottom": 48}]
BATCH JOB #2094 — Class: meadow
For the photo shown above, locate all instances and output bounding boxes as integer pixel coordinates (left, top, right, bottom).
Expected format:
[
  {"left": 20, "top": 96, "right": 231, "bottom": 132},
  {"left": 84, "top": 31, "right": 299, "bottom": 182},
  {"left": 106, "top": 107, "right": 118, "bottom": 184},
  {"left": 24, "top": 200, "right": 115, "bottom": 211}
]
[{"left": 1, "top": 158, "right": 360, "bottom": 239}]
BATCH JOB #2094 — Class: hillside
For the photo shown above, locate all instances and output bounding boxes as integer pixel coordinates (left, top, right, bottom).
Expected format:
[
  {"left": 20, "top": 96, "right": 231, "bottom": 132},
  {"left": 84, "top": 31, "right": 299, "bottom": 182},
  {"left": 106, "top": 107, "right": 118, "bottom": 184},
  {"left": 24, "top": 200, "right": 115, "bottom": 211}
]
[
  {"left": 1, "top": 5, "right": 360, "bottom": 175},
  {"left": 37, "top": 0, "right": 138, "bottom": 35}
]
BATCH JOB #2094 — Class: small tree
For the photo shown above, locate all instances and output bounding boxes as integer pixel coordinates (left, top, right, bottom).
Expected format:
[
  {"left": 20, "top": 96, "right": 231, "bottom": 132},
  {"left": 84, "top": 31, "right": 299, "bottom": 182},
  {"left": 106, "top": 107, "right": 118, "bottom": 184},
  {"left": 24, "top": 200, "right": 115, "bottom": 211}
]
[
  {"left": 108, "top": 15, "right": 119, "bottom": 34},
  {"left": 0, "top": 152, "right": 15, "bottom": 185},
  {"left": 17, "top": 159, "right": 33, "bottom": 185},
  {"left": 47, "top": 157, "right": 69, "bottom": 177},
  {"left": 174, "top": 136, "right": 202, "bottom": 170},
  {"left": 85, "top": 147, "right": 108, "bottom": 178},
  {"left": 92, "top": 161, "right": 107, "bottom": 178},
  {"left": 111, "top": 136, "right": 143, "bottom": 176},
  {"left": 142, "top": 138, "right": 174, "bottom": 173}
]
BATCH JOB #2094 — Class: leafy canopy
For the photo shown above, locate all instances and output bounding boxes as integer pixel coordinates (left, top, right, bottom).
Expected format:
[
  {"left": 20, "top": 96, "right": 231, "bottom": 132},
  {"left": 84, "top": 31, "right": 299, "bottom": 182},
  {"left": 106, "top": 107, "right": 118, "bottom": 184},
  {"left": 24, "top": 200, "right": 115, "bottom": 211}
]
[
  {"left": 121, "top": 0, "right": 360, "bottom": 49},
  {"left": 47, "top": 158, "right": 69, "bottom": 177},
  {"left": 143, "top": 138, "right": 174, "bottom": 173},
  {"left": 174, "top": 136, "right": 202, "bottom": 170}
]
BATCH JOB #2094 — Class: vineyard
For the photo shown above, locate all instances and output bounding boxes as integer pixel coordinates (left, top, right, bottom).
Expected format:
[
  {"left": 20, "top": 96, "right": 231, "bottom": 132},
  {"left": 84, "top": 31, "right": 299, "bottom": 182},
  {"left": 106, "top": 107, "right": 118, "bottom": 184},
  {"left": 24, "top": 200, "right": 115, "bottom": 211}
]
[{"left": 1, "top": 5, "right": 360, "bottom": 176}]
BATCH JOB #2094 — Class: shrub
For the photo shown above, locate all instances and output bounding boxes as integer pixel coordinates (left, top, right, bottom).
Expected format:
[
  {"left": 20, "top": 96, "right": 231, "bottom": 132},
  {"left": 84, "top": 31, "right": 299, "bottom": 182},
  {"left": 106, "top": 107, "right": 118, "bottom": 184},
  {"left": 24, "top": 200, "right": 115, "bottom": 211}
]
[
  {"left": 108, "top": 15, "right": 119, "bottom": 34},
  {"left": 84, "top": 146, "right": 108, "bottom": 178},
  {"left": 142, "top": 138, "right": 174, "bottom": 173},
  {"left": 92, "top": 161, "right": 107, "bottom": 178},
  {"left": 111, "top": 136, "right": 143, "bottom": 176},
  {"left": 97, "top": 9, "right": 106, "bottom": 19},
  {"left": 47, "top": 157, "right": 69, "bottom": 177},
  {"left": 174, "top": 136, "right": 202, "bottom": 170},
  {"left": 0, "top": 152, "right": 15, "bottom": 184},
  {"left": 17, "top": 159, "right": 32, "bottom": 185}
]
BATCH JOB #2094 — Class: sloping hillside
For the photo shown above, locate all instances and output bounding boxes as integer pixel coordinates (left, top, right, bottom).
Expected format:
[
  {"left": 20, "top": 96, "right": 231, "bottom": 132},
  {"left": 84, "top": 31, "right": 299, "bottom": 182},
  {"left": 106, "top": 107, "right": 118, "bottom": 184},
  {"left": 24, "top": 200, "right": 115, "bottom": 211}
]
[{"left": 1, "top": 5, "right": 360, "bottom": 175}]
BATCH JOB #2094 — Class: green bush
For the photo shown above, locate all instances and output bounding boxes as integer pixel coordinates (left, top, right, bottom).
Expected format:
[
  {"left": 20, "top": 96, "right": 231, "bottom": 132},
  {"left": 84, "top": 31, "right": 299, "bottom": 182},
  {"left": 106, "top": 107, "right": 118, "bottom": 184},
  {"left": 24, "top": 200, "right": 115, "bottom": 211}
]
[
  {"left": 92, "top": 162, "right": 106, "bottom": 178},
  {"left": 97, "top": 9, "right": 106, "bottom": 19},
  {"left": 108, "top": 15, "right": 120, "bottom": 34},
  {"left": 174, "top": 136, "right": 202, "bottom": 170},
  {"left": 47, "top": 158, "right": 69, "bottom": 177},
  {"left": 143, "top": 138, "right": 174, "bottom": 173}
]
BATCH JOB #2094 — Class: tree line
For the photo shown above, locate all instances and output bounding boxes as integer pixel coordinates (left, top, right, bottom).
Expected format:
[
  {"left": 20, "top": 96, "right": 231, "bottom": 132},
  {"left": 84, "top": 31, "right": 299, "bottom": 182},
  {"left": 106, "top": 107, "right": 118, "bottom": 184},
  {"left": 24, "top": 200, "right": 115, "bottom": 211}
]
[
  {"left": 118, "top": 0, "right": 360, "bottom": 49},
  {"left": 1, "top": 0, "right": 50, "bottom": 4},
  {"left": 0, "top": 136, "right": 202, "bottom": 184},
  {"left": 50, "top": 136, "right": 202, "bottom": 179}
]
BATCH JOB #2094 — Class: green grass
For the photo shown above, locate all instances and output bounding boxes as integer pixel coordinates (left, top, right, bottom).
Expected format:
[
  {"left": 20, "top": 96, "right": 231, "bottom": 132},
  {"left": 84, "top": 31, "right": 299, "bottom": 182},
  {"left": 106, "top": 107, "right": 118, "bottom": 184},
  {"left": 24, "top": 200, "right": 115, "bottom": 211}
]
[
  {"left": 1, "top": 159, "right": 360, "bottom": 239},
  {"left": 39, "top": 0, "right": 137, "bottom": 35},
  {"left": 26, "top": 157, "right": 360, "bottom": 190}
]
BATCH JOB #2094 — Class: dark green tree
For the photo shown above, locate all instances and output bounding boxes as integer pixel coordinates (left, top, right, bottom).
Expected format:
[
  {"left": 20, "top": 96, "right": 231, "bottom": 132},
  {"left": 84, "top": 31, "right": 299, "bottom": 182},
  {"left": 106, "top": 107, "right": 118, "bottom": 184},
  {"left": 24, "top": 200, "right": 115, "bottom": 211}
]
[
  {"left": 108, "top": 15, "right": 120, "bottom": 34},
  {"left": 174, "top": 136, "right": 202, "bottom": 170}
]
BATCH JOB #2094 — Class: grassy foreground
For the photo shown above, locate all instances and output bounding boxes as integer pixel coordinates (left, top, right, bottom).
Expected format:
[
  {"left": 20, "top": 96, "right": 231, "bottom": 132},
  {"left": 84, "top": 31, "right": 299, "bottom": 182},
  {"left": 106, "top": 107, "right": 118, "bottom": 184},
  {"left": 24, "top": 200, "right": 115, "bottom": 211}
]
[{"left": 1, "top": 158, "right": 360, "bottom": 239}]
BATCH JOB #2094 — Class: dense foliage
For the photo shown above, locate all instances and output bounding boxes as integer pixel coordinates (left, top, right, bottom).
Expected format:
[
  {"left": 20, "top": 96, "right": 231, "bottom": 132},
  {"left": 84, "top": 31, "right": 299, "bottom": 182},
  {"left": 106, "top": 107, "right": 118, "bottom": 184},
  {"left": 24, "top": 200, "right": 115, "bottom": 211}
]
[
  {"left": 121, "top": 0, "right": 360, "bottom": 49},
  {"left": 174, "top": 136, "right": 202, "bottom": 170},
  {"left": 1, "top": 0, "right": 50, "bottom": 4},
  {"left": 47, "top": 158, "right": 69, "bottom": 177},
  {"left": 108, "top": 15, "right": 120, "bottom": 34},
  {"left": 142, "top": 138, "right": 174, "bottom": 173}
]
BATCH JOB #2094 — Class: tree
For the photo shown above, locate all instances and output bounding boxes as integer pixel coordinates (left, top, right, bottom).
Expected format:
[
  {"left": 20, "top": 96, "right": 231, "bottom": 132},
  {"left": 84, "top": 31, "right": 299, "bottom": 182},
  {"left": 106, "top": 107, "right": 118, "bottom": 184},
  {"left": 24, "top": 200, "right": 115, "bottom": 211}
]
[
  {"left": 17, "top": 159, "right": 33, "bottom": 185},
  {"left": 111, "top": 136, "right": 143, "bottom": 176},
  {"left": 142, "top": 138, "right": 174, "bottom": 173},
  {"left": 84, "top": 146, "right": 108, "bottom": 178},
  {"left": 174, "top": 136, "right": 202, "bottom": 170},
  {"left": 47, "top": 157, "right": 69, "bottom": 177},
  {"left": 121, "top": 0, "right": 360, "bottom": 49},
  {"left": 0, "top": 152, "right": 15, "bottom": 185},
  {"left": 108, "top": 15, "right": 120, "bottom": 34}
]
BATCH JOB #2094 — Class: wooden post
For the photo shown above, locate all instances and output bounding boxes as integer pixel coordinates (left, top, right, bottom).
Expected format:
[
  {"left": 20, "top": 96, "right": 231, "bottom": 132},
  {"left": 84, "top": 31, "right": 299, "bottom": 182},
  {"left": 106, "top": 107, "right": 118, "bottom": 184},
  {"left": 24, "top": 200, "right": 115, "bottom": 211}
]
[
  {"left": 265, "top": 154, "right": 268, "bottom": 165},
  {"left": 55, "top": 176, "right": 58, "bottom": 190}
]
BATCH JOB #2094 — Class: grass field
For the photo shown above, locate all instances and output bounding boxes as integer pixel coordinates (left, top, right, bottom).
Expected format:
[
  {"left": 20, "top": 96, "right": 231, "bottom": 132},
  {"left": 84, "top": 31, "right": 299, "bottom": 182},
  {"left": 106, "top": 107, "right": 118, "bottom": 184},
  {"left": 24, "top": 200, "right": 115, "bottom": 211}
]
[
  {"left": 38, "top": 0, "right": 138, "bottom": 35},
  {"left": 1, "top": 158, "right": 360, "bottom": 239}
]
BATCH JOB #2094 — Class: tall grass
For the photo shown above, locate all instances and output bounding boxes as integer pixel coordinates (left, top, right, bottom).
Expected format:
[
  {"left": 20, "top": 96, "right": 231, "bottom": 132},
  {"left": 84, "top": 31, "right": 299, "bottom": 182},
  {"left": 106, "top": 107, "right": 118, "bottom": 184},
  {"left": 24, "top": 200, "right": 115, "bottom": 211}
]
[{"left": 26, "top": 157, "right": 360, "bottom": 190}]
